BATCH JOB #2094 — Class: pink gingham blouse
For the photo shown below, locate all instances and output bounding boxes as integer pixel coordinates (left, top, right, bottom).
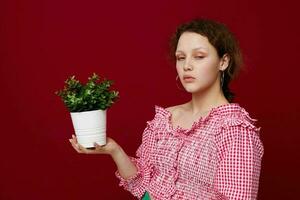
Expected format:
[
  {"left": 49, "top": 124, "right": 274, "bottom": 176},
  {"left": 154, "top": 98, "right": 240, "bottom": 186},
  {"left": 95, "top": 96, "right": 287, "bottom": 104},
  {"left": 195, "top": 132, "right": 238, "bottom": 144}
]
[{"left": 116, "top": 103, "right": 264, "bottom": 199}]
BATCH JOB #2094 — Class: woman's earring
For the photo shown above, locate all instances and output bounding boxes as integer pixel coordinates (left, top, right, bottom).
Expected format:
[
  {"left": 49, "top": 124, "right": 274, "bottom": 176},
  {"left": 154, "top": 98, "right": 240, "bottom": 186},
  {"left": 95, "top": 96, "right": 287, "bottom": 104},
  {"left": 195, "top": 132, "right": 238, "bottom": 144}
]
[
  {"left": 176, "top": 75, "right": 185, "bottom": 91},
  {"left": 220, "top": 71, "right": 225, "bottom": 88}
]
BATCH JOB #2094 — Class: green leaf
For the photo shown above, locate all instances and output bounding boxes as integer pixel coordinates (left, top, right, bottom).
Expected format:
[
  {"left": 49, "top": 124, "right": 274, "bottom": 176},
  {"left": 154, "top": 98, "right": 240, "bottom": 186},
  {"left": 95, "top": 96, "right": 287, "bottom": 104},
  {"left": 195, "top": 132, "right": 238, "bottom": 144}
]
[{"left": 55, "top": 73, "right": 119, "bottom": 112}]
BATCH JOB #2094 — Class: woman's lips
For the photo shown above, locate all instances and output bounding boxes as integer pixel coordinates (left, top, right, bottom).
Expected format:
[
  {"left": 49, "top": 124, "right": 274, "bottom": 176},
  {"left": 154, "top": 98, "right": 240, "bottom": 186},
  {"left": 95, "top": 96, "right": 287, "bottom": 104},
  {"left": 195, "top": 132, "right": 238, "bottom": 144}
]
[{"left": 183, "top": 76, "right": 195, "bottom": 82}]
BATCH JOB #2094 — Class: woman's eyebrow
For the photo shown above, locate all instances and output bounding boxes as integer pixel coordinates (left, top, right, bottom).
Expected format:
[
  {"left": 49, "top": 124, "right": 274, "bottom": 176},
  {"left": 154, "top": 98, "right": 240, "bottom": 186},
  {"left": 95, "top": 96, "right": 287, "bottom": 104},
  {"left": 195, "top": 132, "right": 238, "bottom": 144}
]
[
  {"left": 176, "top": 47, "right": 208, "bottom": 54},
  {"left": 194, "top": 47, "right": 208, "bottom": 51}
]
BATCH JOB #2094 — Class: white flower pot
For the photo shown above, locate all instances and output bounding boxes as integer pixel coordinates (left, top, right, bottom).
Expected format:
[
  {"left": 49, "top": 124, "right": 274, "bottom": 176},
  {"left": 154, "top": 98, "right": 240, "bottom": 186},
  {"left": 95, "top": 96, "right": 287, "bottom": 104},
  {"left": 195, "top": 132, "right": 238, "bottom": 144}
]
[{"left": 70, "top": 109, "right": 107, "bottom": 148}]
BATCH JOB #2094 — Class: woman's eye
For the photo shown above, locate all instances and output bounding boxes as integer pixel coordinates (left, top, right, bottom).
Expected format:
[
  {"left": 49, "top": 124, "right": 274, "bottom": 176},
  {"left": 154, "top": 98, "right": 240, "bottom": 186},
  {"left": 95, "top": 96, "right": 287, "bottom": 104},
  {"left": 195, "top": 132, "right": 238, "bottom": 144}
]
[
  {"left": 195, "top": 56, "right": 204, "bottom": 59},
  {"left": 176, "top": 57, "right": 185, "bottom": 61}
]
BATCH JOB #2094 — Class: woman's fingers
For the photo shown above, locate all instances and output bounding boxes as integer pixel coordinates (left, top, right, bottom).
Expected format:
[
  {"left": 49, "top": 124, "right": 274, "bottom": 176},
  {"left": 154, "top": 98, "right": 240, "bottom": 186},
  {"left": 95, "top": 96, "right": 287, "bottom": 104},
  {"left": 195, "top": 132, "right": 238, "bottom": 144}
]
[
  {"left": 76, "top": 143, "right": 89, "bottom": 153},
  {"left": 72, "top": 134, "right": 77, "bottom": 143},
  {"left": 69, "top": 135, "right": 115, "bottom": 154},
  {"left": 69, "top": 135, "right": 87, "bottom": 153},
  {"left": 94, "top": 138, "right": 118, "bottom": 155},
  {"left": 94, "top": 142, "right": 103, "bottom": 149},
  {"left": 69, "top": 138, "right": 82, "bottom": 153},
  {"left": 94, "top": 142, "right": 106, "bottom": 153},
  {"left": 69, "top": 138, "right": 102, "bottom": 154}
]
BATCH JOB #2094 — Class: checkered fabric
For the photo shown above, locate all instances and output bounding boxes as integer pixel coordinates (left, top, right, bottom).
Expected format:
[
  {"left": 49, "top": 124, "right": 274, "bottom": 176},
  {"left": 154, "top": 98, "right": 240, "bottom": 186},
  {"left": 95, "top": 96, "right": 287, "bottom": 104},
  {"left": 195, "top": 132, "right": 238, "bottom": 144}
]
[{"left": 115, "top": 103, "right": 264, "bottom": 199}]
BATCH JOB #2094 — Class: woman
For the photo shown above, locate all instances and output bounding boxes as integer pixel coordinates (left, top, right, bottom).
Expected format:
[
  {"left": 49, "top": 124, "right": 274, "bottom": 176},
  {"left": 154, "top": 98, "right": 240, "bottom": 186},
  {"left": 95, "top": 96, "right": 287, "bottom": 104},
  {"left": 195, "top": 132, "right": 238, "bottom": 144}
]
[{"left": 69, "top": 18, "right": 264, "bottom": 200}]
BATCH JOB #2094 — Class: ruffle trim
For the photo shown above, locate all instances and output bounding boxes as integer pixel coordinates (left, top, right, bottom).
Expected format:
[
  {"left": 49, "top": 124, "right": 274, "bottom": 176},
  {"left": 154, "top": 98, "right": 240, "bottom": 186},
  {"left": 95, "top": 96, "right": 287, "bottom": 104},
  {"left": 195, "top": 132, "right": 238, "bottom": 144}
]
[
  {"left": 144, "top": 107, "right": 189, "bottom": 199},
  {"left": 154, "top": 103, "right": 249, "bottom": 136},
  {"left": 115, "top": 157, "right": 153, "bottom": 198},
  {"left": 218, "top": 108, "right": 264, "bottom": 159},
  {"left": 220, "top": 107, "right": 261, "bottom": 133},
  {"left": 154, "top": 105, "right": 215, "bottom": 136}
]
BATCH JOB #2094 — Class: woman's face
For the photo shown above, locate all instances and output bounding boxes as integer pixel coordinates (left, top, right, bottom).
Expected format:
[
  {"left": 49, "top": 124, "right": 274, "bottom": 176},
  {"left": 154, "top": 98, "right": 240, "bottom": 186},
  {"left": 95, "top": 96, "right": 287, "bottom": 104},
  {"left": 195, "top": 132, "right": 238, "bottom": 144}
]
[{"left": 175, "top": 32, "right": 228, "bottom": 94}]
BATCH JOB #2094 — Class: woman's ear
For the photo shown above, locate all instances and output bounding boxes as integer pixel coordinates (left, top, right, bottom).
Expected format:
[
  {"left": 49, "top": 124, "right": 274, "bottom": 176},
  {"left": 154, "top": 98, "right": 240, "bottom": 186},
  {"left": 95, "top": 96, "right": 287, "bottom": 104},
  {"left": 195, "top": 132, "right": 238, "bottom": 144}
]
[{"left": 219, "top": 54, "right": 230, "bottom": 71}]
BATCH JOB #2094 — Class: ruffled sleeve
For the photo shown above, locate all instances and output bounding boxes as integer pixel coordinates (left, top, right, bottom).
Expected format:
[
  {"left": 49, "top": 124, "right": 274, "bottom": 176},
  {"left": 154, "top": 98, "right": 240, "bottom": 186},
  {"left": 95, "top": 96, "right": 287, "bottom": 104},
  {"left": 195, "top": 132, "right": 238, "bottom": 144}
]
[
  {"left": 214, "top": 112, "right": 264, "bottom": 200},
  {"left": 115, "top": 117, "right": 157, "bottom": 199}
]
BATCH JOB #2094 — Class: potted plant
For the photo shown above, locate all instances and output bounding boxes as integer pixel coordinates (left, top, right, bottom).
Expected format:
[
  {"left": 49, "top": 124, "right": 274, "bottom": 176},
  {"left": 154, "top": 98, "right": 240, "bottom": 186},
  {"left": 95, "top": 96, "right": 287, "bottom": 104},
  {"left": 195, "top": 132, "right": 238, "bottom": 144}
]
[{"left": 55, "top": 73, "right": 119, "bottom": 148}]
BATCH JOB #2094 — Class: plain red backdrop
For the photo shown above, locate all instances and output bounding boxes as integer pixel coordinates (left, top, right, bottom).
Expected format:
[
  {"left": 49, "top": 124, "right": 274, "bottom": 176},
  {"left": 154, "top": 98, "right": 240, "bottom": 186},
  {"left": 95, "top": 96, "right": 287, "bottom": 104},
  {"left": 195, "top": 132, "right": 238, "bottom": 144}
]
[{"left": 1, "top": 0, "right": 299, "bottom": 199}]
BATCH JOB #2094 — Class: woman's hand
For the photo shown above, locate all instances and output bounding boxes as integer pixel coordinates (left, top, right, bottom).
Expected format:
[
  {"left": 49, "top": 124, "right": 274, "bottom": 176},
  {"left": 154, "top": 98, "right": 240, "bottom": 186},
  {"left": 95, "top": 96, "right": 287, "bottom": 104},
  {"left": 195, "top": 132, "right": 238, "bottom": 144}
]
[
  {"left": 69, "top": 134, "right": 138, "bottom": 179},
  {"left": 69, "top": 134, "right": 120, "bottom": 156}
]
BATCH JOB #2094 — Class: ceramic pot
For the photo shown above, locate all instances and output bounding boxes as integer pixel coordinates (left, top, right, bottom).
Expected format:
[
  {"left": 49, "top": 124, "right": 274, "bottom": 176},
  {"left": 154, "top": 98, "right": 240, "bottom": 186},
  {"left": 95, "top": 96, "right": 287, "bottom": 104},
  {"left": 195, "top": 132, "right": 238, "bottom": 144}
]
[{"left": 70, "top": 109, "right": 106, "bottom": 148}]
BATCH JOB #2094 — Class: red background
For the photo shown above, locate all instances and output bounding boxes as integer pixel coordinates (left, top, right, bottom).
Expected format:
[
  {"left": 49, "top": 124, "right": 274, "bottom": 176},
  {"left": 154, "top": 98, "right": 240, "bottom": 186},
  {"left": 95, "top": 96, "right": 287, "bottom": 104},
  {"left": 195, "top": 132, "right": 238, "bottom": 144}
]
[{"left": 1, "top": 0, "right": 299, "bottom": 199}]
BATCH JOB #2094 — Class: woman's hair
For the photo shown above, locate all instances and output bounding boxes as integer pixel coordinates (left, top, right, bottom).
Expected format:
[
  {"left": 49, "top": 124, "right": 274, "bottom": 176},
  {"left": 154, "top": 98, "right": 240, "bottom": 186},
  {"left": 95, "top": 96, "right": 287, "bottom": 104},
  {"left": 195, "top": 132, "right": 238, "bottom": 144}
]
[{"left": 169, "top": 18, "right": 243, "bottom": 102}]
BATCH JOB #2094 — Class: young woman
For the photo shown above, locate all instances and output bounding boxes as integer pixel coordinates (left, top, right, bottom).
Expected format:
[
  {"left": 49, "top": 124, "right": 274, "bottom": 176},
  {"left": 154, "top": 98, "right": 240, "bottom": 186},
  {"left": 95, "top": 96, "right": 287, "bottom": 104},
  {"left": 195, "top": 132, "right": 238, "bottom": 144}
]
[{"left": 69, "top": 18, "right": 264, "bottom": 200}]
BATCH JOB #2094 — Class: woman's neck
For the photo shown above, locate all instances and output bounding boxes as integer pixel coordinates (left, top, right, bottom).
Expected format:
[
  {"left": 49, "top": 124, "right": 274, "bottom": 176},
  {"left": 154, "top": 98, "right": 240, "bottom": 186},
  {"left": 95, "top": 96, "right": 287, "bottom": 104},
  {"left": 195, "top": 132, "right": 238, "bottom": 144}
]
[{"left": 188, "top": 85, "right": 229, "bottom": 115}]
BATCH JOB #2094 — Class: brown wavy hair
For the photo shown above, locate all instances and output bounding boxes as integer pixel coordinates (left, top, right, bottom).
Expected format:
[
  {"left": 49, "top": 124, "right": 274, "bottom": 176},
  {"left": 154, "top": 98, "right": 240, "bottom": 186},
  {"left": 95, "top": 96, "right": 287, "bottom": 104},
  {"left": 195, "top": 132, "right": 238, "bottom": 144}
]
[{"left": 169, "top": 18, "right": 243, "bottom": 102}]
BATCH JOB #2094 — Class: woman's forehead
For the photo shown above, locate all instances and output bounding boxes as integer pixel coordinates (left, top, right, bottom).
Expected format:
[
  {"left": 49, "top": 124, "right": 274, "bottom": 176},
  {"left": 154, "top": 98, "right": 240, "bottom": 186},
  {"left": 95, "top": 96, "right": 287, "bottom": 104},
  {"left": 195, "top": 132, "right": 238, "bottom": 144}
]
[{"left": 176, "top": 32, "right": 210, "bottom": 52}]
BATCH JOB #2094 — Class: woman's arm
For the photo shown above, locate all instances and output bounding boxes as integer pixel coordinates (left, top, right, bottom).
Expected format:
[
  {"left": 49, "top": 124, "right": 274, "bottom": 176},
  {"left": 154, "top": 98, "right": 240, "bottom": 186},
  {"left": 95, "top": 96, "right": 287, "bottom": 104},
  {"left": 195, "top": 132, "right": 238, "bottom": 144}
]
[
  {"left": 110, "top": 144, "right": 138, "bottom": 179},
  {"left": 215, "top": 124, "right": 264, "bottom": 199}
]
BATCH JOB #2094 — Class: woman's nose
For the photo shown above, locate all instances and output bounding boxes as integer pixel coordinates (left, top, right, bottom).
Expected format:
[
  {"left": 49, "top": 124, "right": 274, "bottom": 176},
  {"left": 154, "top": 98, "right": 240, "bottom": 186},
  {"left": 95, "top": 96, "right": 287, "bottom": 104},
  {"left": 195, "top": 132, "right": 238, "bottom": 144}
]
[{"left": 183, "top": 59, "right": 193, "bottom": 71}]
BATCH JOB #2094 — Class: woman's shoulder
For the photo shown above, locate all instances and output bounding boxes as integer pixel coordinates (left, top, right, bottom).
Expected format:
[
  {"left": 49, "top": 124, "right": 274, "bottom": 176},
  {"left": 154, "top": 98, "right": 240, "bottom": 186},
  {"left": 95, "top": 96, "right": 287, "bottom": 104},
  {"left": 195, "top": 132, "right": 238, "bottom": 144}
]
[
  {"left": 165, "top": 102, "right": 191, "bottom": 112},
  {"left": 215, "top": 103, "right": 261, "bottom": 133},
  {"left": 144, "top": 104, "right": 181, "bottom": 131},
  {"left": 151, "top": 103, "right": 188, "bottom": 124},
  {"left": 164, "top": 103, "right": 189, "bottom": 118}
]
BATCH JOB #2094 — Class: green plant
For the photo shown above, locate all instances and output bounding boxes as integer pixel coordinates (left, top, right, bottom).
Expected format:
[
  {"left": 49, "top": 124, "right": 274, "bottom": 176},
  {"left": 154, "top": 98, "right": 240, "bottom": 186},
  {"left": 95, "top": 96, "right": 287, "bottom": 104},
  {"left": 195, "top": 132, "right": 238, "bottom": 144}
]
[{"left": 55, "top": 73, "right": 119, "bottom": 112}]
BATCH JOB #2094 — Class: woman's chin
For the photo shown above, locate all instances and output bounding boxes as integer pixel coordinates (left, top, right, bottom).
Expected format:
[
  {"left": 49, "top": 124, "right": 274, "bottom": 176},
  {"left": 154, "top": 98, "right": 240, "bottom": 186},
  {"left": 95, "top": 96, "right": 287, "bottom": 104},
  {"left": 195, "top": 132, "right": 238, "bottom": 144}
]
[
  {"left": 183, "top": 85, "right": 207, "bottom": 94},
  {"left": 183, "top": 87, "right": 199, "bottom": 93}
]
